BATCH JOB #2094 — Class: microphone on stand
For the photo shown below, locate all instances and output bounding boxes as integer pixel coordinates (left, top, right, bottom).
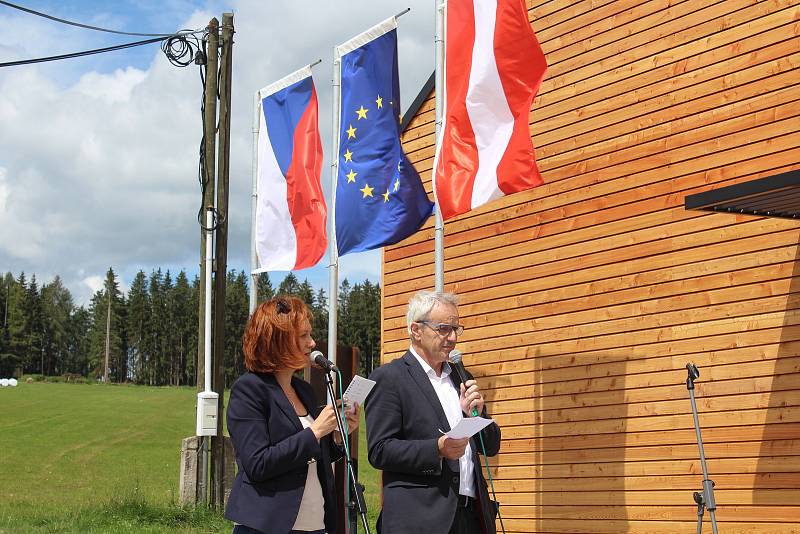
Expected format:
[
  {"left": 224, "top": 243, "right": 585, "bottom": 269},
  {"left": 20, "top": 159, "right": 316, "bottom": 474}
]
[
  {"left": 309, "top": 350, "right": 338, "bottom": 373},
  {"left": 449, "top": 349, "right": 479, "bottom": 417}
]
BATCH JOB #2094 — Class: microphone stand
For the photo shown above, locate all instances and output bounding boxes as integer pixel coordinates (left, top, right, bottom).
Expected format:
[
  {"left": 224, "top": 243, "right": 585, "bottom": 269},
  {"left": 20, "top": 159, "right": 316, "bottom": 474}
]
[
  {"left": 323, "top": 369, "right": 371, "bottom": 534},
  {"left": 685, "top": 363, "right": 719, "bottom": 534}
]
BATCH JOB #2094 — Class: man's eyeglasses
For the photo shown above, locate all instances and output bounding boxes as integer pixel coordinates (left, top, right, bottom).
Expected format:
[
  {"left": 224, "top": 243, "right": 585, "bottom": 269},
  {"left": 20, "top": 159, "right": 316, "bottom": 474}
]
[{"left": 417, "top": 321, "right": 464, "bottom": 337}]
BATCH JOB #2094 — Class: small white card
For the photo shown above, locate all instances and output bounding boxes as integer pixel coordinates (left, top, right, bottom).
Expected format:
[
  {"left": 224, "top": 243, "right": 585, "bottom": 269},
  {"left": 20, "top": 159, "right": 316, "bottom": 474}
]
[
  {"left": 343, "top": 375, "right": 376, "bottom": 407},
  {"left": 443, "top": 417, "right": 494, "bottom": 439}
]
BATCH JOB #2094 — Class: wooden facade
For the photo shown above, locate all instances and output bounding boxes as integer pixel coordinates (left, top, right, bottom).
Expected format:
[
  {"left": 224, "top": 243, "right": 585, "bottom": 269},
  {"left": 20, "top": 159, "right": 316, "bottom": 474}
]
[{"left": 382, "top": 1, "right": 800, "bottom": 532}]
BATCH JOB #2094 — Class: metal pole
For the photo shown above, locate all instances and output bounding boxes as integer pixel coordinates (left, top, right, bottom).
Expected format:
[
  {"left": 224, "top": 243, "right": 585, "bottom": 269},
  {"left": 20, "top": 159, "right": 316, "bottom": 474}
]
[
  {"left": 328, "top": 54, "right": 342, "bottom": 379},
  {"left": 249, "top": 91, "right": 260, "bottom": 316},
  {"left": 203, "top": 209, "right": 214, "bottom": 393},
  {"left": 433, "top": 0, "right": 445, "bottom": 293},
  {"left": 686, "top": 364, "right": 719, "bottom": 534}
]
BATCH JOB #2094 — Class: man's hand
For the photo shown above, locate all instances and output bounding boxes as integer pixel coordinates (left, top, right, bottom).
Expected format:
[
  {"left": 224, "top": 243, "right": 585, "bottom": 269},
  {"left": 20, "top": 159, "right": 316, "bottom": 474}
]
[
  {"left": 460, "top": 380, "right": 484, "bottom": 416},
  {"left": 438, "top": 435, "right": 469, "bottom": 460}
]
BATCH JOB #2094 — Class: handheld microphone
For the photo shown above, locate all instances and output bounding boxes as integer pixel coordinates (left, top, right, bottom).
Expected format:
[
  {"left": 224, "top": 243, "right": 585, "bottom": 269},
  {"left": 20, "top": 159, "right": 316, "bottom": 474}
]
[
  {"left": 449, "top": 349, "right": 479, "bottom": 417},
  {"left": 309, "top": 350, "right": 338, "bottom": 373}
]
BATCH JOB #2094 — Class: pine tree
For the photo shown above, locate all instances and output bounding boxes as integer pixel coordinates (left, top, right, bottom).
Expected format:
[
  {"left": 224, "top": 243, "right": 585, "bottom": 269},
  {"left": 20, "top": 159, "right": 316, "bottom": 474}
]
[
  {"left": 312, "top": 288, "right": 329, "bottom": 354},
  {"left": 186, "top": 275, "right": 200, "bottom": 386},
  {"left": 163, "top": 271, "right": 177, "bottom": 385},
  {"left": 146, "top": 269, "right": 166, "bottom": 385},
  {"left": 65, "top": 306, "right": 91, "bottom": 375},
  {"left": 297, "top": 280, "right": 315, "bottom": 308},
  {"left": 224, "top": 271, "right": 249, "bottom": 385},
  {"left": 0, "top": 272, "right": 18, "bottom": 376},
  {"left": 89, "top": 268, "right": 126, "bottom": 382},
  {"left": 127, "top": 271, "right": 149, "bottom": 384},
  {"left": 277, "top": 273, "right": 301, "bottom": 296},
  {"left": 23, "top": 275, "right": 44, "bottom": 374},
  {"left": 256, "top": 273, "right": 274, "bottom": 303},
  {"left": 40, "top": 276, "right": 74, "bottom": 376},
  {"left": 170, "top": 271, "right": 194, "bottom": 386}
]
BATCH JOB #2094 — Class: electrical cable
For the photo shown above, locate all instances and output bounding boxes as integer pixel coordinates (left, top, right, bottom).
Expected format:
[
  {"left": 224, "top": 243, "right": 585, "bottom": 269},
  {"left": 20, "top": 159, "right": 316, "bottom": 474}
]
[
  {"left": 477, "top": 432, "right": 507, "bottom": 534},
  {"left": 0, "top": 35, "right": 168, "bottom": 67},
  {"left": 0, "top": 0, "right": 178, "bottom": 36}
]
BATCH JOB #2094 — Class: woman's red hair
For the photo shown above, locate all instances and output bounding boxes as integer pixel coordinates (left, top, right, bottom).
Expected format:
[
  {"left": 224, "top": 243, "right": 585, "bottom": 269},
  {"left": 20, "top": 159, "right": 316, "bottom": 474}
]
[{"left": 242, "top": 296, "right": 313, "bottom": 373}]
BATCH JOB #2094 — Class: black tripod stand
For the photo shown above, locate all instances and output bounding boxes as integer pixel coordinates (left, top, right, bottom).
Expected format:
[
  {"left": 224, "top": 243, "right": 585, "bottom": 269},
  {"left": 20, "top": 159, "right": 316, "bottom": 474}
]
[
  {"left": 323, "top": 370, "right": 371, "bottom": 534},
  {"left": 685, "top": 363, "right": 719, "bottom": 534}
]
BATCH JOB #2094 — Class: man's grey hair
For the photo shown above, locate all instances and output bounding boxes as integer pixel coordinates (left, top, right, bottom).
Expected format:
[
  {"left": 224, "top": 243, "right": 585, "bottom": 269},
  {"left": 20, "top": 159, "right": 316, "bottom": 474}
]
[{"left": 406, "top": 290, "right": 459, "bottom": 336}]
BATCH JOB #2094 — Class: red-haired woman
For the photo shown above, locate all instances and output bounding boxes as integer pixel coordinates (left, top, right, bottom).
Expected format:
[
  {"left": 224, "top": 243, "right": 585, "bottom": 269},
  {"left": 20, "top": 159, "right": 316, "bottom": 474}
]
[{"left": 224, "top": 296, "right": 359, "bottom": 534}]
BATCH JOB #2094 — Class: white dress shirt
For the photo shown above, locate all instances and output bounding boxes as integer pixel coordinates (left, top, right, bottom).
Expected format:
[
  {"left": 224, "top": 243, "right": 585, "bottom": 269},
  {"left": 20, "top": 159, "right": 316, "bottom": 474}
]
[{"left": 410, "top": 346, "right": 475, "bottom": 498}]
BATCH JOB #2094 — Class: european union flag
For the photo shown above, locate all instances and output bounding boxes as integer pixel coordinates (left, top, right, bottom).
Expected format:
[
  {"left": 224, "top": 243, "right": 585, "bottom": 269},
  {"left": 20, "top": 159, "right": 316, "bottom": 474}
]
[{"left": 334, "top": 19, "right": 434, "bottom": 256}]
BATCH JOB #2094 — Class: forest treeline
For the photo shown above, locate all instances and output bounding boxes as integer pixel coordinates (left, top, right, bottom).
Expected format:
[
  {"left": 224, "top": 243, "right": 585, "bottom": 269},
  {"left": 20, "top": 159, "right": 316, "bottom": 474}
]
[{"left": 0, "top": 268, "right": 380, "bottom": 387}]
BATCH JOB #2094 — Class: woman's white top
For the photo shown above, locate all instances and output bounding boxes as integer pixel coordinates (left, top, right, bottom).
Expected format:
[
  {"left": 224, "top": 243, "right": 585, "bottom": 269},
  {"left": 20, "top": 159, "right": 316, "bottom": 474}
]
[{"left": 292, "top": 413, "right": 326, "bottom": 531}]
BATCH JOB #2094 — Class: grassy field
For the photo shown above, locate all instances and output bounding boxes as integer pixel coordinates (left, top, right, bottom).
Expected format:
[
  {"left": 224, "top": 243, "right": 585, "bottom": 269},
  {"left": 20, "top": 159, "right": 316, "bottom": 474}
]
[{"left": 0, "top": 381, "right": 380, "bottom": 533}]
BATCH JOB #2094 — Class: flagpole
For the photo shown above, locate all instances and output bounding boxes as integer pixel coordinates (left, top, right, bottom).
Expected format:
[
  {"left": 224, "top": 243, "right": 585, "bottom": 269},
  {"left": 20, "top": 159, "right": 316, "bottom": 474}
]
[
  {"left": 328, "top": 54, "right": 342, "bottom": 376},
  {"left": 249, "top": 91, "right": 260, "bottom": 315},
  {"left": 434, "top": 0, "right": 445, "bottom": 293}
]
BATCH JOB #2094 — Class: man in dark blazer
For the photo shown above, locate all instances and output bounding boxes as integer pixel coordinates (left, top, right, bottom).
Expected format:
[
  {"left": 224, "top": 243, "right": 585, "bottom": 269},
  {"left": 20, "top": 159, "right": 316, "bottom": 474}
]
[{"left": 365, "top": 291, "right": 501, "bottom": 534}]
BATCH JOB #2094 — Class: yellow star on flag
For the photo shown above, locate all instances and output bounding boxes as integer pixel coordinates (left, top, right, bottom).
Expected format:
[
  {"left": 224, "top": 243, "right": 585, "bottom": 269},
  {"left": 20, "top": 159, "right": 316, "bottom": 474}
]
[
  {"left": 393, "top": 178, "right": 400, "bottom": 192},
  {"left": 360, "top": 183, "right": 374, "bottom": 198},
  {"left": 382, "top": 190, "right": 390, "bottom": 202},
  {"left": 343, "top": 149, "right": 353, "bottom": 162},
  {"left": 376, "top": 95, "right": 383, "bottom": 109},
  {"left": 356, "top": 106, "right": 368, "bottom": 120},
  {"left": 346, "top": 124, "right": 357, "bottom": 139},
  {"left": 346, "top": 170, "right": 357, "bottom": 183}
]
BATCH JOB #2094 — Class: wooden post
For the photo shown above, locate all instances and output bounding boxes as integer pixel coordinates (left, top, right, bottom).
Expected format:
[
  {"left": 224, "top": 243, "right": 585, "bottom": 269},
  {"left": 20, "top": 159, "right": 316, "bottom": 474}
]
[
  {"left": 211, "top": 12, "right": 234, "bottom": 510},
  {"left": 334, "top": 346, "right": 359, "bottom": 534},
  {"left": 196, "top": 16, "right": 219, "bottom": 507},
  {"left": 104, "top": 288, "right": 111, "bottom": 382}
]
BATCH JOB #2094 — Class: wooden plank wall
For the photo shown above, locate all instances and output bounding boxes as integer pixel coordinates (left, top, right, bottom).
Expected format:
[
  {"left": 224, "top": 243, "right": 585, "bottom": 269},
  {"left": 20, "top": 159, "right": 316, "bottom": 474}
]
[{"left": 383, "top": 0, "right": 800, "bottom": 532}]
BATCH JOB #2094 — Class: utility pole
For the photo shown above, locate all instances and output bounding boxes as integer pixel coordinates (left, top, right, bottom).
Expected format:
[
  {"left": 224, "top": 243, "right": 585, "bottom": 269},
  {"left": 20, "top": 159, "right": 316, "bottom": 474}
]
[
  {"left": 197, "top": 16, "right": 219, "bottom": 507},
  {"left": 104, "top": 286, "right": 111, "bottom": 383},
  {"left": 211, "top": 11, "right": 234, "bottom": 509}
]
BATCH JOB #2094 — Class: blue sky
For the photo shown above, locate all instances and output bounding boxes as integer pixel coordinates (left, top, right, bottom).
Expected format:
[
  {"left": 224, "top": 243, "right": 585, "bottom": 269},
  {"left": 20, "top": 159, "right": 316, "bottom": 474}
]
[{"left": 0, "top": 0, "right": 434, "bottom": 304}]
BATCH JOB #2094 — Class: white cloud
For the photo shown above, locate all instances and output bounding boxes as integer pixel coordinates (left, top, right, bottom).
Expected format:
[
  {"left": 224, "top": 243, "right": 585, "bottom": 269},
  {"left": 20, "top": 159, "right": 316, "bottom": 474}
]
[
  {"left": 74, "top": 67, "right": 147, "bottom": 103},
  {"left": 82, "top": 275, "right": 105, "bottom": 295}
]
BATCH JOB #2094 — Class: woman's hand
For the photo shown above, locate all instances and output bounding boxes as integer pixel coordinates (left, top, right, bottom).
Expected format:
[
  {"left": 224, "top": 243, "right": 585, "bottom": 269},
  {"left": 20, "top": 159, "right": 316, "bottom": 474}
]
[
  {"left": 333, "top": 402, "right": 360, "bottom": 443},
  {"left": 310, "top": 404, "right": 338, "bottom": 440},
  {"left": 344, "top": 402, "right": 360, "bottom": 434}
]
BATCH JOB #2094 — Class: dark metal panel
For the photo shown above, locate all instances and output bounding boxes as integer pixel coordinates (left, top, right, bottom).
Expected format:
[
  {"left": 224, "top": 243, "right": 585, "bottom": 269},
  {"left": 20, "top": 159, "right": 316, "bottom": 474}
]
[{"left": 684, "top": 169, "right": 800, "bottom": 220}]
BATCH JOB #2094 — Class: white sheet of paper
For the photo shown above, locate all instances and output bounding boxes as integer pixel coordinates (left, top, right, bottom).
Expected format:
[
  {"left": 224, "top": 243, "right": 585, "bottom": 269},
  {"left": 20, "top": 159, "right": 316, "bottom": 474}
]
[
  {"left": 343, "top": 375, "right": 376, "bottom": 407},
  {"left": 444, "top": 417, "right": 494, "bottom": 439}
]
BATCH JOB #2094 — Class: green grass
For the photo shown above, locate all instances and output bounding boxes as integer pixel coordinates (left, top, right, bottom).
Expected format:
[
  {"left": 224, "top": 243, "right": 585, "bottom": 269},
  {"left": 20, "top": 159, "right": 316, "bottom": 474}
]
[{"left": 0, "top": 381, "right": 381, "bottom": 533}]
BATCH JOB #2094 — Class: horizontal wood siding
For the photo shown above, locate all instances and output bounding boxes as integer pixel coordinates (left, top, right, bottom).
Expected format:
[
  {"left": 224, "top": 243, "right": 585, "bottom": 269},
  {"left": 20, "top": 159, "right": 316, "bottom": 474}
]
[{"left": 383, "top": 0, "right": 800, "bottom": 532}]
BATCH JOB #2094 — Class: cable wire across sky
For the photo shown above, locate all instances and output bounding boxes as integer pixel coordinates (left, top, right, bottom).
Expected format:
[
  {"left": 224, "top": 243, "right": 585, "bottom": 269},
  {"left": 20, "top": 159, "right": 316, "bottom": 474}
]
[{"left": 0, "top": 0, "right": 205, "bottom": 67}]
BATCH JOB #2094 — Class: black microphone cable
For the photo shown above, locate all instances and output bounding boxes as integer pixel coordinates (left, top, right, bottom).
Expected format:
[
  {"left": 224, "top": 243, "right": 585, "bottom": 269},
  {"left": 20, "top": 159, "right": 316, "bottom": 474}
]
[{"left": 449, "top": 350, "right": 507, "bottom": 534}]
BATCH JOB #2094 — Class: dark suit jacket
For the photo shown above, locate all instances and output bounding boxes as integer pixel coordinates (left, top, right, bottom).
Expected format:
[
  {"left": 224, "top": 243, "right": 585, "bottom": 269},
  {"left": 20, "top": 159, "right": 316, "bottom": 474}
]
[
  {"left": 224, "top": 372, "right": 343, "bottom": 534},
  {"left": 365, "top": 351, "right": 501, "bottom": 534}
]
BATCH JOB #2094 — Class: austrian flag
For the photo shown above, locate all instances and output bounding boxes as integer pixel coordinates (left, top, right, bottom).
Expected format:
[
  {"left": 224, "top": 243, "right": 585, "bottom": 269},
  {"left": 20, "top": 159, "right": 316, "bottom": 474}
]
[{"left": 434, "top": 0, "right": 547, "bottom": 220}]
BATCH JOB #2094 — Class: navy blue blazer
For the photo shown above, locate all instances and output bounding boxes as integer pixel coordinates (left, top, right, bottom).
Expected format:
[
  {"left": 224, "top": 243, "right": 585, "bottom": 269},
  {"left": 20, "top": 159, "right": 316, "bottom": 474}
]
[
  {"left": 224, "top": 372, "right": 343, "bottom": 534},
  {"left": 365, "top": 351, "right": 501, "bottom": 534}
]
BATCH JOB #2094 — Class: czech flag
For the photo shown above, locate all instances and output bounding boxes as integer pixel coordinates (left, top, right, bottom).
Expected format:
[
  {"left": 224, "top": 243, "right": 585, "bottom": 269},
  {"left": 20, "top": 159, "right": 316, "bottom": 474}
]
[
  {"left": 254, "top": 66, "right": 327, "bottom": 272},
  {"left": 434, "top": 0, "right": 547, "bottom": 220}
]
